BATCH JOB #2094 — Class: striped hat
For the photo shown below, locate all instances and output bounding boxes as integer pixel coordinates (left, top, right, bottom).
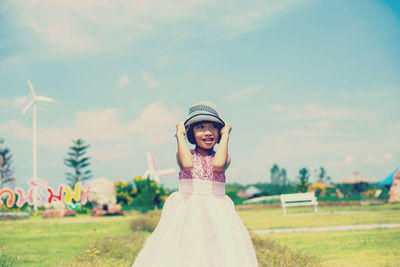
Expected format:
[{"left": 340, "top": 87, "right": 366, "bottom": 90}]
[{"left": 184, "top": 101, "right": 225, "bottom": 129}]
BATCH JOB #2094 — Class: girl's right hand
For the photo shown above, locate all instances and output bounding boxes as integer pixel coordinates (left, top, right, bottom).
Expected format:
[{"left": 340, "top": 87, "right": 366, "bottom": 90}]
[
  {"left": 176, "top": 121, "right": 186, "bottom": 136},
  {"left": 220, "top": 118, "right": 232, "bottom": 136}
]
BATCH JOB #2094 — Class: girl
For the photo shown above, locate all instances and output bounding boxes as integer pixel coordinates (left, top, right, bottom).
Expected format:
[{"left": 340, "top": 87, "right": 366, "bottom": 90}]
[{"left": 132, "top": 101, "right": 258, "bottom": 267}]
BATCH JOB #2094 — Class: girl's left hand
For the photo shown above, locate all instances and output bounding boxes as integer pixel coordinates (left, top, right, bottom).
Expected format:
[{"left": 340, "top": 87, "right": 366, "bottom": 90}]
[{"left": 221, "top": 121, "right": 232, "bottom": 136}]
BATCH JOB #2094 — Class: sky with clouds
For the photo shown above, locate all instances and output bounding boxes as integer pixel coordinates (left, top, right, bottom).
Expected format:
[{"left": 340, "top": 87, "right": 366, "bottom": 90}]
[{"left": 1, "top": 0, "right": 399, "bottom": 190}]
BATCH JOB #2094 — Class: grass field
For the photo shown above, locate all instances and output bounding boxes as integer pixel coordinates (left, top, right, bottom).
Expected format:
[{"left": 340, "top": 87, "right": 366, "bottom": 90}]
[
  {"left": 264, "top": 228, "right": 400, "bottom": 267},
  {"left": 238, "top": 202, "right": 400, "bottom": 230},
  {"left": 1, "top": 202, "right": 399, "bottom": 266}
]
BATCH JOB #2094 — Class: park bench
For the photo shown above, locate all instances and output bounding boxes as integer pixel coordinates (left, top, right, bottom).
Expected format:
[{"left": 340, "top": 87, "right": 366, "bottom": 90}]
[{"left": 280, "top": 192, "right": 318, "bottom": 215}]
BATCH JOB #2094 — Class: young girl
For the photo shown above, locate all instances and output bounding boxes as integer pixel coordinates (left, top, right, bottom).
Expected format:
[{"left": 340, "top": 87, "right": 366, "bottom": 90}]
[{"left": 132, "top": 101, "right": 258, "bottom": 267}]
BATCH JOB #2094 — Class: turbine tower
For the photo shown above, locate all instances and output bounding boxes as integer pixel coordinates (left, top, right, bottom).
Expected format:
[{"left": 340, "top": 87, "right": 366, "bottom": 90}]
[
  {"left": 21, "top": 79, "right": 55, "bottom": 211},
  {"left": 142, "top": 152, "right": 176, "bottom": 183}
]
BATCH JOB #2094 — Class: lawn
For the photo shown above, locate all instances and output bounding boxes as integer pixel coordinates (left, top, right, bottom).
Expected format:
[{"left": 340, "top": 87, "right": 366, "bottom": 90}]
[
  {"left": 0, "top": 215, "right": 136, "bottom": 266},
  {"left": 238, "top": 202, "right": 400, "bottom": 230},
  {"left": 263, "top": 228, "right": 400, "bottom": 267},
  {"left": 1, "top": 202, "right": 399, "bottom": 266}
]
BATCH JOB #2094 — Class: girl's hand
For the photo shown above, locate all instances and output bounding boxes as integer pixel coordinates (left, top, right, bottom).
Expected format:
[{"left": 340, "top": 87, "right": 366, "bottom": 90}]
[
  {"left": 221, "top": 121, "right": 232, "bottom": 136},
  {"left": 176, "top": 121, "right": 187, "bottom": 136}
]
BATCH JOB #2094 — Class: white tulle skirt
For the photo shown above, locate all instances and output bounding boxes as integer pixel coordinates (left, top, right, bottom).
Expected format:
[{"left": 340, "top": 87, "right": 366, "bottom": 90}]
[{"left": 132, "top": 179, "right": 259, "bottom": 267}]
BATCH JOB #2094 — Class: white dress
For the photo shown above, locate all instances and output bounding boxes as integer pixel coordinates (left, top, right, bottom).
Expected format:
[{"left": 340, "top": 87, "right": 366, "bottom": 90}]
[{"left": 132, "top": 149, "right": 259, "bottom": 267}]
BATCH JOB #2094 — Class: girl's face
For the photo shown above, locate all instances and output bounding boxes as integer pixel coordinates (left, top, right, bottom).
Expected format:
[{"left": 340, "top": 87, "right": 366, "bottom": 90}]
[{"left": 193, "top": 122, "right": 219, "bottom": 150}]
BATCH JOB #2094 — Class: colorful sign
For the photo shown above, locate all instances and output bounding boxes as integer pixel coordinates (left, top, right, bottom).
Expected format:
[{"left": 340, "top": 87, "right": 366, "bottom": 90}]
[{"left": 0, "top": 179, "right": 90, "bottom": 208}]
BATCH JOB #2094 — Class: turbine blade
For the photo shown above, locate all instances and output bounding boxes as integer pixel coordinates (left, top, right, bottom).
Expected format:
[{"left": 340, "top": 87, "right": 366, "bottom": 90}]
[
  {"left": 146, "top": 152, "right": 156, "bottom": 172},
  {"left": 157, "top": 168, "right": 176, "bottom": 177},
  {"left": 21, "top": 99, "right": 34, "bottom": 114},
  {"left": 27, "top": 80, "right": 36, "bottom": 97},
  {"left": 36, "top": 96, "right": 56, "bottom": 103}
]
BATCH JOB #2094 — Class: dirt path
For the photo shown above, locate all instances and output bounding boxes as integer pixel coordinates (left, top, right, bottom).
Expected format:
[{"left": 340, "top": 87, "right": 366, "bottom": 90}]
[{"left": 251, "top": 223, "right": 400, "bottom": 234}]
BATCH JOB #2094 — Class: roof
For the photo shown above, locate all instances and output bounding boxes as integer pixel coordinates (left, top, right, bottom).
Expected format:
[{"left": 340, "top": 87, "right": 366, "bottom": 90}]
[{"left": 340, "top": 172, "right": 372, "bottom": 184}]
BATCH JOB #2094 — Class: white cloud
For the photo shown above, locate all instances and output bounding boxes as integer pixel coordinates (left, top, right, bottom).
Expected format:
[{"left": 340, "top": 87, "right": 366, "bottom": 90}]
[
  {"left": 117, "top": 76, "right": 131, "bottom": 91},
  {"left": 267, "top": 104, "right": 362, "bottom": 121},
  {"left": 0, "top": 103, "right": 183, "bottom": 148},
  {"left": 364, "top": 153, "right": 395, "bottom": 164},
  {"left": 311, "top": 121, "right": 333, "bottom": 129},
  {"left": 128, "top": 102, "right": 182, "bottom": 145},
  {"left": 218, "top": 0, "right": 311, "bottom": 37},
  {"left": 141, "top": 71, "right": 161, "bottom": 88},
  {"left": 0, "top": 96, "right": 30, "bottom": 114},
  {"left": 1, "top": 0, "right": 311, "bottom": 55},
  {"left": 158, "top": 55, "right": 173, "bottom": 66},
  {"left": 345, "top": 155, "right": 356, "bottom": 163},
  {"left": 228, "top": 85, "right": 262, "bottom": 101}
]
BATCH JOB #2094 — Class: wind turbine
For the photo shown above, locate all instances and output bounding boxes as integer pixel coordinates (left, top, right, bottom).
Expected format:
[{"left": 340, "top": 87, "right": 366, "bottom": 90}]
[
  {"left": 142, "top": 152, "right": 176, "bottom": 183},
  {"left": 21, "top": 79, "right": 55, "bottom": 211}
]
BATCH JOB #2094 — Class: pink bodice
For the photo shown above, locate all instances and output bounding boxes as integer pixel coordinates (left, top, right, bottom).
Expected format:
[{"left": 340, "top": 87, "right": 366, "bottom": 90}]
[{"left": 179, "top": 149, "right": 226, "bottom": 183}]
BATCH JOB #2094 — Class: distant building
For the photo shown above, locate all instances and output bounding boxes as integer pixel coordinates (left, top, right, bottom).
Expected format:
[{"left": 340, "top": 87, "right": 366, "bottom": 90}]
[{"left": 237, "top": 186, "right": 261, "bottom": 199}]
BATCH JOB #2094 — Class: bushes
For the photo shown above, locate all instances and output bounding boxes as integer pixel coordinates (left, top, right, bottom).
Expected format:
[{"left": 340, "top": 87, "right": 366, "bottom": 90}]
[
  {"left": 66, "top": 232, "right": 148, "bottom": 267},
  {"left": 115, "top": 177, "right": 170, "bottom": 213},
  {"left": 0, "top": 249, "right": 18, "bottom": 267},
  {"left": 251, "top": 234, "right": 321, "bottom": 267},
  {"left": 130, "top": 215, "right": 160, "bottom": 232}
]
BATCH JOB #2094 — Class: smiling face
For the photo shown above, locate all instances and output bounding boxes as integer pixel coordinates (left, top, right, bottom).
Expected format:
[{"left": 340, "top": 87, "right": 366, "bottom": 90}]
[{"left": 192, "top": 122, "right": 220, "bottom": 150}]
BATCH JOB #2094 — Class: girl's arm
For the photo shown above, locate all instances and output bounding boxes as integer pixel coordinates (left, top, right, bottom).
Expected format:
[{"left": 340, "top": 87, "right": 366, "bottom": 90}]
[
  {"left": 213, "top": 122, "right": 232, "bottom": 172},
  {"left": 176, "top": 121, "right": 193, "bottom": 171}
]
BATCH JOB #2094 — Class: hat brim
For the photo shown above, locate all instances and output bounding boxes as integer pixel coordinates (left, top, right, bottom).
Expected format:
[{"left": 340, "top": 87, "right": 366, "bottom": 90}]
[{"left": 184, "top": 114, "right": 224, "bottom": 129}]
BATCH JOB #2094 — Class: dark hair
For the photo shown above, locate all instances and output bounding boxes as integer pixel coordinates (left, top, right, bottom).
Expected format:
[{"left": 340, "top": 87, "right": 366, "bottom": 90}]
[{"left": 187, "top": 121, "right": 223, "bottom": 145}]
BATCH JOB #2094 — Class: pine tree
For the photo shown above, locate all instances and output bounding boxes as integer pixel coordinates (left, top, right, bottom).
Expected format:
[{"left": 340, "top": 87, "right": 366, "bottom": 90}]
[
  {"left": 270, "top": 164, "right": 280, "bottom": 184},
  {"left": 0, "top": 138, "right": 15, "bottom": 189},
  {"left": 297, "top": 167, "right": 310, "bottom": 193},
  {"left": 64, "top": 139, "right": 92, "bottom": 187}
]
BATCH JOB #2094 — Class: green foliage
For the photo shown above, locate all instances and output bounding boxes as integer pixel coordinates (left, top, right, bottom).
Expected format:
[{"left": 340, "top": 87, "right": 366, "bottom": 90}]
[
  {"left": 73, "top": 203, "right": 92, "bottom": 214},
  {"left": 64, "top": 139, "right": 92, "bottom": 187},
  {"left": 226, "top": 189, "right": 244, "bottom": 205},
  {"left": 270, "top": 164, "right": 287, "bottom": 186},
  {"left": 251, "top": 234, "right": 321, "bottom": 267},
  {"left": 255, "top": 182, "right": 297, "bottom": 196},
  {"left": 1, "top": 203, "right": 400, "bottom": 266},
  {"left": 115, "top": 177, "right": 169, "bottom": 213},
  {"left": 66, "top": 232, "right": 148, "bottom": 267},
  {"left": 267, "top": 229, "right": 400, "bottom": 267},
  {"left": 297, "top": 168, "right": 310, "bottom": 193},
  {"left": 0, "top": 245, "right": 19, "bottom": 267},
  {"left": 115, "top": 180, "right": 134, "bottom": 205},
  {"left": 0, "top": 138, "right": 15, "bottom": 189},
  {"left": 225, "top": 183, "right": 246, "bottom": 205},
  {"left": 130, "top": 214, "right": 159, "bottom": 232}
]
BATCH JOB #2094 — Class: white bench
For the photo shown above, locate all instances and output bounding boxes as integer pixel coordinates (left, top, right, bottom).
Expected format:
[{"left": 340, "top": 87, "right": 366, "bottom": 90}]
[{"left": 280, "top": 193, "right": 318, "bottom": 215}]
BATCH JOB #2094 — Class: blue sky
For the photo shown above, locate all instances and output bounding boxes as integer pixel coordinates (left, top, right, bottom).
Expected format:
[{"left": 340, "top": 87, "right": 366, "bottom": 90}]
[{"left": 1, "top": 0, "right": 399, "bottom": 190}]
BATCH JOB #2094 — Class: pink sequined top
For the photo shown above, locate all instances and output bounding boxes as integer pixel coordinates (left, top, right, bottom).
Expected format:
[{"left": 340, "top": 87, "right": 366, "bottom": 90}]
[{"left": 179, "top": 149, "right": 226, "bottom": 183}]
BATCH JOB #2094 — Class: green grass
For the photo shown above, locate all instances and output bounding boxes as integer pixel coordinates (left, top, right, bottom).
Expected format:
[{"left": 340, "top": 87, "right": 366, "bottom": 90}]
[
  {"left": 262, "top": 228, "right": 400, "bottom": 267},
  {"left": 0, "top": 214, "right": 137, "bottom": 266},
  {"left": 1, "top": 203, "right": 400, "bottom": 266},
  {"left": 238, "top": 202, "right": 400, "bottom": 230}
]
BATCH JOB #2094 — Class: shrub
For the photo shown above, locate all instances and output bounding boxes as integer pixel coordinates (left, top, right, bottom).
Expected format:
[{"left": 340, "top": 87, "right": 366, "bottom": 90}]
[
  {"left": 115, "top": 177, "right": 170, "bottom": 213},
  {"left": 251, "top": 234, "right": 321, "bottom": 267},
  {"left": 130, "top": 216, "right": 159, "bottom": 232},
  {"left": 309, "top": 183, "right": 326, "bottom": 197},
  {"left": 254, "top": 182, "right": 297, "bottom": 196},
  {"left": 0, "top": 246, "right": 19, "bottom": 267},
  {"left": 66, "top": 232, "right": 148, "bottom": 267}
]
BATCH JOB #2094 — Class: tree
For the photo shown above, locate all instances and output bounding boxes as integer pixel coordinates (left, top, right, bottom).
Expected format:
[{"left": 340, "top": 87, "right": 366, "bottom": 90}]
[
  {"left": 64, "top": 139, "right": 92, "bottom": 187},
  {"left": 0, "top": 138, "right": 15, "bottom": 189},
  {"left": 270, "top": 164, "right": 280, "bottom": 184},
  {"left": 270, "top": 164, "right": 288, "bottom": 186},
  {"left": 316, "top": 166, "right": 332, "bottom": 182},
  {"left": 280, "top": 168, "right": 288, "bottom": 186},
  {"left": 318, "top": 167, "right": 326, "bottom": 180},
  {"left": 297, "top": 167, "right": 310, "bottom": 193}
]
